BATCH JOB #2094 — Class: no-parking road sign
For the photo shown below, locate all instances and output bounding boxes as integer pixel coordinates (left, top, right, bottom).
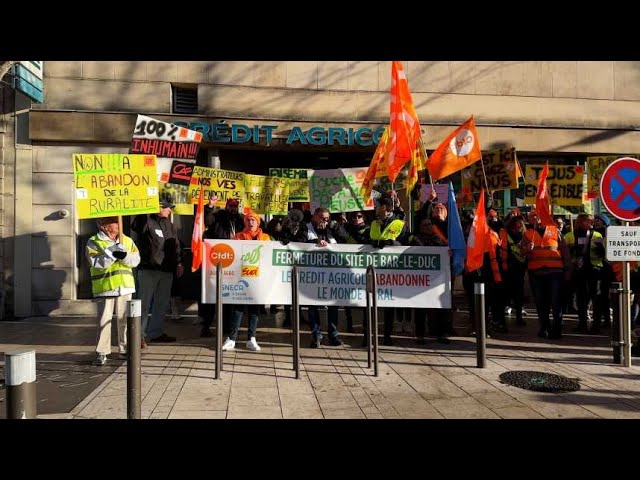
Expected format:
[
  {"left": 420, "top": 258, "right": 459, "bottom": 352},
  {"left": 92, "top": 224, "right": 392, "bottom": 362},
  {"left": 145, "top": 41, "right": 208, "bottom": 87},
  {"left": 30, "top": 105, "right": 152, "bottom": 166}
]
[{"left": 600, "top": 157, "right": 640, "bottom": 222}]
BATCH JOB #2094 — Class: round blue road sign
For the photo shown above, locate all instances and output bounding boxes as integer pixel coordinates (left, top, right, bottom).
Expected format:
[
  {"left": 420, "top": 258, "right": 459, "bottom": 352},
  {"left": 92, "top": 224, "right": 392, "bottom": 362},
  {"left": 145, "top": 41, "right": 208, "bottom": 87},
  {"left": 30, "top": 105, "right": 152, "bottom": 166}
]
[{"left": 600, "top": 157, "right": 640, "bottom": 222}]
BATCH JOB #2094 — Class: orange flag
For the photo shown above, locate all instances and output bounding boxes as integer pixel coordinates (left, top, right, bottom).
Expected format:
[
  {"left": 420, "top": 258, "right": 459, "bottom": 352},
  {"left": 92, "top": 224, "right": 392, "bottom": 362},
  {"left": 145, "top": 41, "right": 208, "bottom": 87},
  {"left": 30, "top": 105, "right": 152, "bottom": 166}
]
[
  {"left": 466, "top": 188, "right": 490, "bottom": 272},
  {"left": 387, "top": 61, "right": 422, "bottom": 182},
  {"left": 536, "top": 161, "right": 555, "bottom": 227},
  {"left": 191, "top": 185, "right": 205, "bottom": 272},
  {"left": 407, "top": 136, "right": 428, "bottom": 194},
  {"left": 360, "top": 126, "right": 390, "bottom": 200},
  {"left": 426, "top": 115, "right": 482, "bottom": 181}
]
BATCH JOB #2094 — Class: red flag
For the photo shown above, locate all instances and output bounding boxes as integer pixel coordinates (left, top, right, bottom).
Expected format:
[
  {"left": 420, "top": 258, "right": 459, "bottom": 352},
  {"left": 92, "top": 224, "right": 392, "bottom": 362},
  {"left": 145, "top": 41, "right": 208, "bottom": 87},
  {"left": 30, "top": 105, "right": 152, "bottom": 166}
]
[
  {"left": 387, "top": 61, "right": 422, "bottom": 182},
  {"left": 426, "top": 115, "right": 482, "bottom": 181},
  {"left": 191, "top": 185, "right": 205, "bottom": 272},
  {"left": 536, "top": 162, "right": 555, "bottom": 227},
  {"left": 466, "top": 189, "right": 490, "bottom": 272}
]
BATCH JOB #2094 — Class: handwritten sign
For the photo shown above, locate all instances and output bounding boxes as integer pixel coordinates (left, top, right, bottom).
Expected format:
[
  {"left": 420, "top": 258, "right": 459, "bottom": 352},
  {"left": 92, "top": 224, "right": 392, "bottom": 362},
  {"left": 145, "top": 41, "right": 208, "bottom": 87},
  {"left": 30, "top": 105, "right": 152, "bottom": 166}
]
[
  {"left": 461, "top": 147, "right": 519, "bottom": 193},
  {"left": 269, "top": 168, "right": 309, "bottom": 201},
  {"left": 159, "top": 182, "right": 192, "bottom": 215},
  {"left": 524, "top": 164, "right": 585, "bottom": 206},
  {"left": 586, "top": 154, "right": 639, "bottom": 199},
  {"left": 131, "top": 114, "right": 202, "bottom": 183},
  {"left": 244, "top": 174, "right": 290, "bottom": 215},
  {"left": 189, "top": 166, "right": 245, "bottom": 206},
  {"left": 309, "top": 167, "right": 374, "bottom": 213},
  {"left": 73, "top": 153, "right": 159, "bottom": 218}
]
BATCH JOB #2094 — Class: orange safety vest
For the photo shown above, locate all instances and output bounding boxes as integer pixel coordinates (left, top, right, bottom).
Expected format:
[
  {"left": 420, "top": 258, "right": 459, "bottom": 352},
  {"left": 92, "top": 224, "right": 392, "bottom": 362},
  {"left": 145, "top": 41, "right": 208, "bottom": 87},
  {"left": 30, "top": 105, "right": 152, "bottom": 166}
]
[
  {"left": 488, "top": 230, "right": 502, "bottom": 283},
  {"left": 523, "top": 226, "right": 564, "bottom": 271},
  {"left": 612, "top": 261, "right": 638, "bottom": 282}
]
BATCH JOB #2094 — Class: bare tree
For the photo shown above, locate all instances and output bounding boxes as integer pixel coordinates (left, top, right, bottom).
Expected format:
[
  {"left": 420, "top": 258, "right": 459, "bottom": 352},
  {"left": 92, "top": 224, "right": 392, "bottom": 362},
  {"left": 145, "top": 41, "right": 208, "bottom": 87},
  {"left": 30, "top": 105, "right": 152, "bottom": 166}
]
[{"left": 0, "top": 61, "right": 17, "bottom": 84}]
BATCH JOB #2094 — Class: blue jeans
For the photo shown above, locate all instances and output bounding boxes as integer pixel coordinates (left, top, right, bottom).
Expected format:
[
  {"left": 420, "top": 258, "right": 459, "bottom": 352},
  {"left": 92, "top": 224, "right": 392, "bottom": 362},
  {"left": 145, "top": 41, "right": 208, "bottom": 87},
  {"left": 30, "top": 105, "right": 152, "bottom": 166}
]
[
  {"left": 307, "top": 306, "right": 339, "bottom": 340},
  {"left": 229, "top": 305, "right": 259, "bottom": 341}
]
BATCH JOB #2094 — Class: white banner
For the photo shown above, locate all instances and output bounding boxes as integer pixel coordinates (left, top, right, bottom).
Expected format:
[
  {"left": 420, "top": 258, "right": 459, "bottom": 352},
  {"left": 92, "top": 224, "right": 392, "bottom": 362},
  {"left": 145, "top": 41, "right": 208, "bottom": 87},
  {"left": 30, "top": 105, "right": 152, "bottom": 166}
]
[
  {"left": 131, "top": 114, "right": 203, "bottom": 183},
  {"left": 202, "top": 240, "right": 451, "bottom": 308}
]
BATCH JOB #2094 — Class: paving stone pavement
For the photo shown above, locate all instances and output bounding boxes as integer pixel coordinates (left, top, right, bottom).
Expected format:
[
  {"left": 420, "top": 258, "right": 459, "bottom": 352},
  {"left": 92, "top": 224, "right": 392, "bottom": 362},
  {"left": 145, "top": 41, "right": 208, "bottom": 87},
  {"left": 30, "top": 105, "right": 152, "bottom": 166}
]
[{"left": 2, "top": 306, "right": 640, "bottom": 419}]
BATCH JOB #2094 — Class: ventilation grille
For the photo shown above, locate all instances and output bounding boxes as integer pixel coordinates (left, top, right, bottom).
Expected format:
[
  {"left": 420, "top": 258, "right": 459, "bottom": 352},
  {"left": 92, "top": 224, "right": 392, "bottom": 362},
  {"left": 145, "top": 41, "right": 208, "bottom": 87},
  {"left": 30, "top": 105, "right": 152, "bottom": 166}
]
[{"left": 172, "top": 86, "right": 198, "bottom": 114}]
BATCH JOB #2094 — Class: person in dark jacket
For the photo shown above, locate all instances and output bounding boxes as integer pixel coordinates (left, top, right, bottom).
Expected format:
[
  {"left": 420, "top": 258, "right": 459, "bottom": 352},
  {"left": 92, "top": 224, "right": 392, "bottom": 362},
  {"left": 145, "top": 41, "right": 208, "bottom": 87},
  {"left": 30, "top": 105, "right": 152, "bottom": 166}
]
[
  {"left": 306, "top": 207, "right": 349, "bottom": 348},
  {"left": 280, "top": 209, "right": 309, "bottom": 328},
  {"left": 343, "top": 211, "right": 370, "bottom": 335},
  {"left": 131, "top": 199, "right": 183, "bottom": 344},
  {"left": 198, "top": 196, "right": 245, "bottom": 337}
]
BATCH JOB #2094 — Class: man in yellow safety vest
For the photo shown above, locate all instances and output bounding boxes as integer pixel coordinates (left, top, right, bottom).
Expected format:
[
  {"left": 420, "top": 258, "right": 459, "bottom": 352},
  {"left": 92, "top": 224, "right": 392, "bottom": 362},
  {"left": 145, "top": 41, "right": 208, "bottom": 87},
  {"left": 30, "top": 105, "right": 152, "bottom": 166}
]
[{"left": 86, "top": 216, "right": 140, "bottom": 366}]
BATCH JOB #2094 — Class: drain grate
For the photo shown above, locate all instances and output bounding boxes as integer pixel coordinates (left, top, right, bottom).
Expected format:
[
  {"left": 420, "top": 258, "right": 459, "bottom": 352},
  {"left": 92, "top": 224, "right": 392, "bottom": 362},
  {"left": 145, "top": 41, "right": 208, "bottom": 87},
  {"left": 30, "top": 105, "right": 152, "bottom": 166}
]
[{"left": 499, "top": 371, "right": 580, "bottom": 393}]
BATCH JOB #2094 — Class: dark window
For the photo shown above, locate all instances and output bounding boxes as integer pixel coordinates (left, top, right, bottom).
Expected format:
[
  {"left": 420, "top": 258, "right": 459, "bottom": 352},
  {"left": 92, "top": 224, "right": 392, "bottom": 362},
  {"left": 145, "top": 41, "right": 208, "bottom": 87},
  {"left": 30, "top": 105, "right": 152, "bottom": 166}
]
[{"left": 171, "top": 85, "right": 198, "bottom": 114}]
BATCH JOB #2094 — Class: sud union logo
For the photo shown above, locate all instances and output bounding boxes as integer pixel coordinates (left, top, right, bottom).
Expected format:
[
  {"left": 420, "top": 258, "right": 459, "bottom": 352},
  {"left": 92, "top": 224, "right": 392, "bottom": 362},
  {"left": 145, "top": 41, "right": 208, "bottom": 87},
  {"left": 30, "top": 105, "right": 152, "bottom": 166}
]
[{"left": 241, "top": 244, "right": 263, "bottom": 277}]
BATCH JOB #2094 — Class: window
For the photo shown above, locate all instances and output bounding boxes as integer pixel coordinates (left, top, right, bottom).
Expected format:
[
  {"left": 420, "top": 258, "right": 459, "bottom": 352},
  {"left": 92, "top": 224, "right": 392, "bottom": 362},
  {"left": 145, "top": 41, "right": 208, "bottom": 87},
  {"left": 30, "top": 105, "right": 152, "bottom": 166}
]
[{"left": 171, "top": 85, "right": 198, "bottom": 114}]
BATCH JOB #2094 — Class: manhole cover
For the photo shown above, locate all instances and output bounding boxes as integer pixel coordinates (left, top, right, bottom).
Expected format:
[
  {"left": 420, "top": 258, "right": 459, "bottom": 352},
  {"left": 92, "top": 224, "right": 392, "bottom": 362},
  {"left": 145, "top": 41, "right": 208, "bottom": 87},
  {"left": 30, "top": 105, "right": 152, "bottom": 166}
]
[{"left": 499, "top": 371, "right": 580, "bottom": 393}]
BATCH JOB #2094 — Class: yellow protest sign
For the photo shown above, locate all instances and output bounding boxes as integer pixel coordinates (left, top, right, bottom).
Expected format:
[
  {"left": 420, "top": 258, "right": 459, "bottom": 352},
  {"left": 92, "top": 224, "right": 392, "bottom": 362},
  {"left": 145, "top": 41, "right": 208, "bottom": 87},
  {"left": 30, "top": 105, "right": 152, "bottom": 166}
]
[
  {"left": 586, "top": 154, "right": 638, "bottom": 199},
  {"left": 189, "top": 166, "right": 245, "bottom": 206},
  {"left": 269, "top": 168, "right": 309, "bottom": 201},
  {"left": 73, "top": 153, "right": 159, "bottom": 219},
  {"left": 159, "top": 183, "right": 192, "bottom": 215},
  {"left": 524, "top": 164, "right": 585, "bottom": 207},
  {"left": 461, "top": 147, "right": 519, "bottom": 193},
  {"left": 244, "top": 174, "right": 290, "bottom": 215}
]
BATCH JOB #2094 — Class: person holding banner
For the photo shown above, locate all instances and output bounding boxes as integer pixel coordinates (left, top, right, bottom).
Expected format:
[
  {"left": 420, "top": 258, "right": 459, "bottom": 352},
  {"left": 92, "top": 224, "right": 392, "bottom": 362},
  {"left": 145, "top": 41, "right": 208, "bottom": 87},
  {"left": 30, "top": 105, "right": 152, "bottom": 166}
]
[
  {"left": 369, "top": 196, "right": 408, "bottom": 346},
  {"left": 344, "top": 211, "right": 371, "bottom": 335},
  {"left": 86, "top": 216, "right": 140, "bottom": 365},
  {"left": 131, "top": 199, "right": 183, "bottom": 344},
  {"left": 280, "top": 209, "right": 309, "bottom": 329},
  {"left": 306, "top": 207, "right": 349, "bottom": 348},
  {"left": 409, "top": 217, "right": 451, "bottom": 344},
  {"left": 221, "top": 209, "right": 270, "bottom": 352},
  {"left": 200, "top": 196, "right": 245, "bottom": 337}
]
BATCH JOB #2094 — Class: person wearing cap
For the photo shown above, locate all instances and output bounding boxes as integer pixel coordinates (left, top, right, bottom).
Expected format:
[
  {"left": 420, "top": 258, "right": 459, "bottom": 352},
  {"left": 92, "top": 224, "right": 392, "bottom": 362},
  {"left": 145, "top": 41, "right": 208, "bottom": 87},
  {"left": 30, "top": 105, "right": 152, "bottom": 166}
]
[
  {"left": 131, "top": 198, "right": 183, "bottom": 344},
  {"left": 86, "top": 216, "right": 140, "bottom": 365}
]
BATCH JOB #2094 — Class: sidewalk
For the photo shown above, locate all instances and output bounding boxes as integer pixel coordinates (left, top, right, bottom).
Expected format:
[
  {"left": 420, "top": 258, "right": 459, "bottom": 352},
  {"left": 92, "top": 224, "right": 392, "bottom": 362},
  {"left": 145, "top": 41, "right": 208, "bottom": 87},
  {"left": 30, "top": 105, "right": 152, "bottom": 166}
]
[{"left": 2, "top": 308, "right": 640, "bottom": 419}]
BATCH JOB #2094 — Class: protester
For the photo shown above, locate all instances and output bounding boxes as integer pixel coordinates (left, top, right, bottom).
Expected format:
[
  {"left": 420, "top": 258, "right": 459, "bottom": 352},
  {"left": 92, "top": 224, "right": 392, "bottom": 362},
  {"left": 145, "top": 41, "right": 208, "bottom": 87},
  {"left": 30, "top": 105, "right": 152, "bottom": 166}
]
[{"left": 86, "top": 216, "right": 140, "bottom": 365}]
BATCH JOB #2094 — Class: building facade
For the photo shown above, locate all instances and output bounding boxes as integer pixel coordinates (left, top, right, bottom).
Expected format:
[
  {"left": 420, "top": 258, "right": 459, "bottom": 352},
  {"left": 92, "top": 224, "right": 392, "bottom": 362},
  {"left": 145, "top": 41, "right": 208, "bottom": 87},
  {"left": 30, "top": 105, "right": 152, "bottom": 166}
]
[{"left": 1, "top": 61, "right": 640, "bottom": 317}]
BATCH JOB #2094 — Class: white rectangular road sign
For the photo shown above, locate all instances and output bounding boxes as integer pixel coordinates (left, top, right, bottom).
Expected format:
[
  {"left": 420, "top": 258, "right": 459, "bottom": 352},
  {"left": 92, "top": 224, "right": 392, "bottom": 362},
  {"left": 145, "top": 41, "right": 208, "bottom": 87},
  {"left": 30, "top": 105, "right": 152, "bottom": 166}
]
[{"left": 606, "top": 226, "right": 640, "bottom": 261}]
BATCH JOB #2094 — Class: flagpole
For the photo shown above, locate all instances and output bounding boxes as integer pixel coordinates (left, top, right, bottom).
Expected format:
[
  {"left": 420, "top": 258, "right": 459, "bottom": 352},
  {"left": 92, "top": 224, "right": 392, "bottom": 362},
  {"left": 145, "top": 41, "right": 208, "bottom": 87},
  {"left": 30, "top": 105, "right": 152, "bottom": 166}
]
[{"left": 478, "top": 153, "right": 491, "bottom": 193}]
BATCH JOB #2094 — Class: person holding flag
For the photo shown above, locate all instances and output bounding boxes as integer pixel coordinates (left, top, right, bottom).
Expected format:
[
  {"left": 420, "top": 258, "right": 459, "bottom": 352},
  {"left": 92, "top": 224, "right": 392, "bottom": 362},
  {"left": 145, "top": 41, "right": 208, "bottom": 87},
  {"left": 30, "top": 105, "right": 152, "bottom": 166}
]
[{"left": 462, "top": 189, "right": 501, "bottom": 337}]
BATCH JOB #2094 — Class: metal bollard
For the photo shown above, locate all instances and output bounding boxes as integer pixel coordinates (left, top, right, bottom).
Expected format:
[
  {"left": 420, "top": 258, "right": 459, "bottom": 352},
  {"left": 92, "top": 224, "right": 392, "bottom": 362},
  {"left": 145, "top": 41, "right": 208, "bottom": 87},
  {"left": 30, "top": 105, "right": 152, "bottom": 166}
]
[
  {"left": 126, "top": 300, "right": 141, "bottom": 419},
  {"left": 215, "top": 261, "right": 223, "bottom": 379},
  {"left": 474, "top": 283, "right": 486, "bottom": 368},
  {"left": 611, "top": 282, "right": 623, "bottom": 365},
  {"left": 365, "top": 269, "right": 373, "bottom": 369},
  {"left": 365, "top": 265, "right": 379, "bottom": 377},
  {"left": 292, "top": 265, "right": 300, "bottom": 379},
  {"left": 5, "top": 349, "right": 37, "bottom": 419}
]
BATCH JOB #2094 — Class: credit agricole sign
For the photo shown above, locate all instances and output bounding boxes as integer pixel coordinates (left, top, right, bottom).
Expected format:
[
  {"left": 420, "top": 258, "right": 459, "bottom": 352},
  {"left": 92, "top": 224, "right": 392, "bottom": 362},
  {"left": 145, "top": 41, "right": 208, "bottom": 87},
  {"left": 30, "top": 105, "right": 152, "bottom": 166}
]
[{"left": 173, "top": 121, "right": 386, "bottom": 146}]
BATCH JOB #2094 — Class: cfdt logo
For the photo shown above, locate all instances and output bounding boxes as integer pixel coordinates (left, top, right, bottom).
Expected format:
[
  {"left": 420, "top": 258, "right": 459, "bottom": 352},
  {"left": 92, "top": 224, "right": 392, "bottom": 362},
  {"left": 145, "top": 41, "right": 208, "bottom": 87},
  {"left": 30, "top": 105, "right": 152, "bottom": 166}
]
[
  {"left": 241, "top": 244, "right": 263, "bottom": 277},
  {"left": 209, "top": 243, "right": 235, "bottom": 268},
  {"left": 449, "top": 129, "right": 474, "bottom": 156}
]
